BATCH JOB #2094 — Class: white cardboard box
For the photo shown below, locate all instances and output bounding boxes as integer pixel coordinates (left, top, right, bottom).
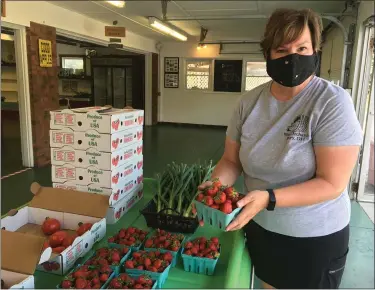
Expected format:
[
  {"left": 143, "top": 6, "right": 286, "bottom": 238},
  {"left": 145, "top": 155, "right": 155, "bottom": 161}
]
[
  {"left": 50, "top": 141, "right": 143, "bottom": 170},
  {"left": 49, "top": 126, "right": 143, "bottom": 153},
  {"left": 1, "top": 231, "right": 51, "bottom": 289},
  {"left": 53, "top": 170, "right": 144, "bottom": 206},
  {"left": 106, "top": 184, "right": 144, "bottom": 224},
  {"left": 51, "top": 157, "right": 143, "bottom": 190},
  {"left": 50, "top": 107, "right": 144, "bottom": 134},
  {"left": 1, "top": 183, "right": 108, "bottom": 275}
]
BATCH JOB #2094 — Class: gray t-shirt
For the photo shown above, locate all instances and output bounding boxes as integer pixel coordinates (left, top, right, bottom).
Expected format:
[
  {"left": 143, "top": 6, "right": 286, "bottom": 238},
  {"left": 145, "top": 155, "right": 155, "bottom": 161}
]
[{"left": 226, "top": 76, "right": 363, "bottom": 237}]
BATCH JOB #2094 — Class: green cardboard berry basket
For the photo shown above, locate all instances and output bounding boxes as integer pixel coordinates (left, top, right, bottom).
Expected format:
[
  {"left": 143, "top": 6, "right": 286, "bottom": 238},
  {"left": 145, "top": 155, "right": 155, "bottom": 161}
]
[
  {"left": 180, "top": 245, "right": 221, "bottom": 276},
  {"left": 125, "top": 264, "right": 171, "bottom": 289},
  {"left": 193, "top": 200, "right": 242, "bottom": 230},
  {"left": 81, "top": 244, "right": 132, "bottom": 275},
  {"left": 143, "top": 230, "right": 186, "bottom": 267},
  {"left": 105, "top": 273, "right": 158, "bottom": 289},
  {"left": 56, "top": 264, "right": 115, "bottom": 289}
]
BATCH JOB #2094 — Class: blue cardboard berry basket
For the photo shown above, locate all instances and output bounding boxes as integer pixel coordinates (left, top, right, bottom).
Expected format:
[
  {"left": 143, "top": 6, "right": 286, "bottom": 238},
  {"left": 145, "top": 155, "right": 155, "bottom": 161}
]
[
  {"left": 56, "top": 264, "right": 115, "bottom": 289},
  {"left": 143, "top": 231, "right": 186, "bottom": 267},
  {"left": 193, "top": 200, "right": 242, "bottom": 230},
  {"left": 105, "top": 273, "right": 158, "bottom": 289},
  {"left": 180, "top": 245, "right": 221, "bottom": 276},
  {"left": 125, "top": 264, "right": 171, "bottom": 288},
  {"left": 81, "top": 244, "right": 132, "bottom": 275}
]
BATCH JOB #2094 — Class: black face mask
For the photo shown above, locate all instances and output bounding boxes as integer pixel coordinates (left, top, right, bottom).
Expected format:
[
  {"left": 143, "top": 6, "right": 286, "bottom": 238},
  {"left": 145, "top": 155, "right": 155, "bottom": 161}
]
[{"left": 266, "top": 53, "right": 319, "bottom": 87}]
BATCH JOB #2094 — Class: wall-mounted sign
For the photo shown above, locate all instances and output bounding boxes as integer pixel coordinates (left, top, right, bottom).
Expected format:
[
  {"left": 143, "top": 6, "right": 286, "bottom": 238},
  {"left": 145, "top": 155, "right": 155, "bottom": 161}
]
[
  {"left": 1, "top": 0, "right": 6, "bottom": 17},
  {"left": 105, "top": 26, "right": 126, "bottom": 37},
  {"left": 38, "top": 39, "right": 52, "bottom": 67}
]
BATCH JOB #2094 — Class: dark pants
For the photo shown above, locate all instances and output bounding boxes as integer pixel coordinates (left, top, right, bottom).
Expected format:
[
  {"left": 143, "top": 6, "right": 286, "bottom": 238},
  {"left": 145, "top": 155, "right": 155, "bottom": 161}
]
[{"left": 244, "top": 220, "right": 349, "bottom": 289}]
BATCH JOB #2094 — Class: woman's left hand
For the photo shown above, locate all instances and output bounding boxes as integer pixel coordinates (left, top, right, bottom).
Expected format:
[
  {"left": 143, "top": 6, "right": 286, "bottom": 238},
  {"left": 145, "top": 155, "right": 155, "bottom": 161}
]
[{"left": 226, "top": 190, "right": 269, "bottom": 231}]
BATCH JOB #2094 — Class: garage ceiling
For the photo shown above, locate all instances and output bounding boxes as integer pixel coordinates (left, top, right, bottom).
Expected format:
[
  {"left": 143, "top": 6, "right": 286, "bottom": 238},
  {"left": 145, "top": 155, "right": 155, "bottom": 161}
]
[{"left": 50, "top": 1, "right": 349, "bottom": 42}]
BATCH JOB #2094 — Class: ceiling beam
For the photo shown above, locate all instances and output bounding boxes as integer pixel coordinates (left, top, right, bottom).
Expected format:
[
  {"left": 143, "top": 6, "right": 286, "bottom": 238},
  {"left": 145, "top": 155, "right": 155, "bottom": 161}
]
[{"left": 165, "top": 13, "right": 353, "bottom": 21}]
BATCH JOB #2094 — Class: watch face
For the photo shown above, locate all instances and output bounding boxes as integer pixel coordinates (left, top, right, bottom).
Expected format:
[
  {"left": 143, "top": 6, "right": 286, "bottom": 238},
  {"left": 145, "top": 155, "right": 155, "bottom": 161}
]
[{"left": 267, "top": 189, "right": 276, "bottom": 211}]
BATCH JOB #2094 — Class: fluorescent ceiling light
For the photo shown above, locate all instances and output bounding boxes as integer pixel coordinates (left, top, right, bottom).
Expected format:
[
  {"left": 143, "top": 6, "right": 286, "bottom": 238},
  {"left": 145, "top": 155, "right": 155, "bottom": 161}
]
[
  {"left": 106, "top": 1, "right": 125, "bottom": 8},
  {"left": 148, "top": 17, "right": 187, "bottom": 41}
]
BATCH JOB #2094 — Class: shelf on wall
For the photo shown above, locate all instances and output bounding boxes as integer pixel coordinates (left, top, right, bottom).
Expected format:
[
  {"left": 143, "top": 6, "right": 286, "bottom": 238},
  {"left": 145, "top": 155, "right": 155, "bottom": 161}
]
[
  {"left": 1, "top": 63, "right": 17, "bottom": 67},
  {"left": 1, "top": 79, "right": 17, "bottom": 82}
]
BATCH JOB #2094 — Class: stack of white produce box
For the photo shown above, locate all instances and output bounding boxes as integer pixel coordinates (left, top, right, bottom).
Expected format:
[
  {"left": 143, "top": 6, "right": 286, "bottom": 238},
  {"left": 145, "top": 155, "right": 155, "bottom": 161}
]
[{"left": 49, "top": 106, "right": 144, "bottom": 224}]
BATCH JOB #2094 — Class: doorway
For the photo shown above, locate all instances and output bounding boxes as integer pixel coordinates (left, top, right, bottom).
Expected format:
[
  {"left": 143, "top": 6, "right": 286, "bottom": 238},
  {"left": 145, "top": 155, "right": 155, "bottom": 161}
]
[
  {"left": 1, "top": 24, "right": 33, "bottom": 175},
  {"left": 355, "top": 18, "right": 374, "bottom": 204}
]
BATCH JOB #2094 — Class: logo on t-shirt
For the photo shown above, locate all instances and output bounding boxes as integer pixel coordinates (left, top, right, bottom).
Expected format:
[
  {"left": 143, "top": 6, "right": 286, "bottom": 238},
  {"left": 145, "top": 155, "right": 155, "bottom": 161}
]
[{"left": 284, "top": 115, "right": 309, "bottom": 141}]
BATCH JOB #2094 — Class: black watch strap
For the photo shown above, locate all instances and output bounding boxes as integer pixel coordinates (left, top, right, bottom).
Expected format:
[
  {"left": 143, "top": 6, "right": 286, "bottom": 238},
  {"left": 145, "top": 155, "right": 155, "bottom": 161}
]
[{"left": 266, "top": 189, "right": 276, "bottom": 211}]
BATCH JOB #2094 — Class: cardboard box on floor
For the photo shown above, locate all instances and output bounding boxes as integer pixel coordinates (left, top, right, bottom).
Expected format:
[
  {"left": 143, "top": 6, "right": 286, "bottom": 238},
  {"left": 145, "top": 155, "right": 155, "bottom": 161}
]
[
  {"left": 53, "top": 170, "right": 144, "bottom": 206},
  {"left": 50, "top": 107, "right": 144, "bottom": 134},
  {"left": 49, "top": 127, "right": 143, "bottom": 152},
  {"left": 1, "top": 231, "right": 51, "bottom": 289},
  {"left": 50, "top": 141, "right": 143, "bottom": 170},
  {"left": 1, "top": 183, "right": 108, "bottom": 275}
]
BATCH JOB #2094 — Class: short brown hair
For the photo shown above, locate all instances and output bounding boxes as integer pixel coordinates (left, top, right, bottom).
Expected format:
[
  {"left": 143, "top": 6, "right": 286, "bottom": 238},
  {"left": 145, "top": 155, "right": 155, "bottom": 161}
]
[{"left": 260, "top": 9, "right": 323, "bottom": 58}]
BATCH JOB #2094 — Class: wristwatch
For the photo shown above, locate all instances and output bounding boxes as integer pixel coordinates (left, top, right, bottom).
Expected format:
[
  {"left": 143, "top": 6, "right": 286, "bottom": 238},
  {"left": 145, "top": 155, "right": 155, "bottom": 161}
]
[{"left": 266, "top": 189, "right": 276, "bottom": 211}]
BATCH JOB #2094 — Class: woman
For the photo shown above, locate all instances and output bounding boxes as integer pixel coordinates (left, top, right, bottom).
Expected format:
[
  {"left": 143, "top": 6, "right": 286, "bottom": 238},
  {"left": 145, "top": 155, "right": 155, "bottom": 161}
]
[{"left": 199, "top": 8, "right": 362, "bottom": 289}]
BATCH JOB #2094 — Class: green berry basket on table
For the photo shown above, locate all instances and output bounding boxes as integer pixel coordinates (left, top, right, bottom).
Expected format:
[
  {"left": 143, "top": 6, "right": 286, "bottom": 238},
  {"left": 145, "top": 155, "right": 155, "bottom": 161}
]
[
  {"left": 106, "top": 273, "right": 158, "bottom": 289},
  {"left": 57, "top": 264, "right": 115, "bottom": 289},
  {"left": 124, "top": 250, "right": 172, "bottom": 289},
  {"left": 81, "top": 244, "right": 132, "bottom": 275},
  {"left": 143, "top": 229, "right": 186, "bottom": 267},
  {"left": 193, "top": 178, "right": 244, "bottom": 231},
  {"left": 180, "top": 236, "right": 221, "bottom": 276},
  {"left": 107, "top": 227, "right": 150, "bottom": 252}
]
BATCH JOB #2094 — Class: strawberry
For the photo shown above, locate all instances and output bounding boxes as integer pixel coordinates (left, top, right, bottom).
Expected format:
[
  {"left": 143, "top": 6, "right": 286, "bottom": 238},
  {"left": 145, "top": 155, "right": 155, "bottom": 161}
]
[
  {"left": 203, "top": 196, "right": 214, "bottom": 206},
  {"left": 144, "top": 258, "right": 152, "bottom": 268},
  {"left": 144, "top": 239, "right": 153, "bottom": 248},
  {"left": 212, "top": 178, "right": 222, "bottom": 188},
  {"left": 210, "top": 237, "right": 219, "bottom": 245},
  {"left": 184, "top": 250, "right": 192, "bottom": 255},
  {"left": 147, "top": 266, "right": 158, "bottom": 272},
  {"left": 214, "top": 191, "right": 226, "bottom": 204},
  {"left": 125, "top": 260, "right": 134, "bottom": 269},
  {"left": 196, "top": 193, "right": 205, "bottom": 202},
  {"left": 185, "top": 241, "right": 193, "bottom": 249},
  {"left": 109, "top": 279, "right": 122, "bottom": 289},
  {"left": 99, "top": 274, "right": 109, "bottom": 283},
  {"left": 136, "top": 265, "right": 144, "bottom": 270},
  {"left": 210, "top": 204, "right": 220, "bottom": 210},
  {"left": 75, "top": 278, "right": 87, "bottom": 289},
  {"left": 134, "top": 284, "right": 144, "bottom": 289},
  {"left": 61, "top": 280, "right": 72, "bottom": 289},
  {"left": 206, "top": 186, "right": 218, "bottom": 196},
  {"left": 153, "top": 259, "right": 162, "bottom": 269},
  {"left": 220, "top": 202, "right": 233, "bottom": 214}
]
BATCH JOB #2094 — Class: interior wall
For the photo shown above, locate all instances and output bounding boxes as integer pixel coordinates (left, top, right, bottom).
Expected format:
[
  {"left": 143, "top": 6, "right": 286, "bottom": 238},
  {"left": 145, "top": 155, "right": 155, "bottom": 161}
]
[
  {"left": 159, "top": 42, "right": 264, "bottom": 126},
  {"left": 3, "top": 1, "right": 157, "bottom": 54}
]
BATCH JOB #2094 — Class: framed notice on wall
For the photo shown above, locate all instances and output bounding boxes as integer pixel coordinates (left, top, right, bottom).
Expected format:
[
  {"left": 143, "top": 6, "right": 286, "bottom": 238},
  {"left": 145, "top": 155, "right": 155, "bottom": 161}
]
[
  {"left": 164, "top": 73, "right": 179, "bottom": 88},
  {"left": 38, "top": 39, "right": 53, "bottom": 67},
  {"left": 213, "top": 59, "right": 243, "bottom": 92},
  {"left": 164, "top": 57, "right": 179, "bottom": 88}
]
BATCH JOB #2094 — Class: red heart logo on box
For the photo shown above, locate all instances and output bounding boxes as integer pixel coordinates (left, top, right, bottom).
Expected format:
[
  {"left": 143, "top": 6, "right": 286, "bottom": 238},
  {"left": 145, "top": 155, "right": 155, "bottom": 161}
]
[
  {"left": 112, "top": 138, "right": 119, "bottom": 149},
  {"left": 112, "top": 119, "right": 120, "bottom": 130}
]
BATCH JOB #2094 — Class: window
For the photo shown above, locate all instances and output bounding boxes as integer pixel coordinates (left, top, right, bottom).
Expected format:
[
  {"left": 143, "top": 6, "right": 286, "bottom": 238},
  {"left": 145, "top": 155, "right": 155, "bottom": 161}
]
[
  {"left": 186, "top": 59, "right": 211, "bottom": 90},
  {"left": 61, "top": 56, "right": 84, "bottom": 70},
  {"left": 245, "top": 62, "right": 271, "bottom": 91}
]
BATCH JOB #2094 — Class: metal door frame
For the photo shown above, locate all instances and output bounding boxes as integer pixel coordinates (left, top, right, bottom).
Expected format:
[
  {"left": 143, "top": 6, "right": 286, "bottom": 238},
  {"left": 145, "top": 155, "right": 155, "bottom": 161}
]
[
  {"left": 352, "top": 16, "right": 375, "bottom": 202},
  {"left": 2, "top": 21, "right": 34, "bottom": 167}
]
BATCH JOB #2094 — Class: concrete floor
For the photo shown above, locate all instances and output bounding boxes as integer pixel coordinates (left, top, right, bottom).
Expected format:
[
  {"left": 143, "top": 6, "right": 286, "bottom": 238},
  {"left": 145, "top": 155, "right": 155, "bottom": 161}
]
[{"left": 1, "top": 123, "right": 374, "bottom": 288}]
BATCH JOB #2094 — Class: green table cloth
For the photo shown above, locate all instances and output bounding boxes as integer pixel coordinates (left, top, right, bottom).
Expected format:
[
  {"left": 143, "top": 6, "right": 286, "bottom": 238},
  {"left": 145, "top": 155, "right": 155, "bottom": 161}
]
[{"left": 17, "top": 178, "right": 252, "bottom": 288}]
